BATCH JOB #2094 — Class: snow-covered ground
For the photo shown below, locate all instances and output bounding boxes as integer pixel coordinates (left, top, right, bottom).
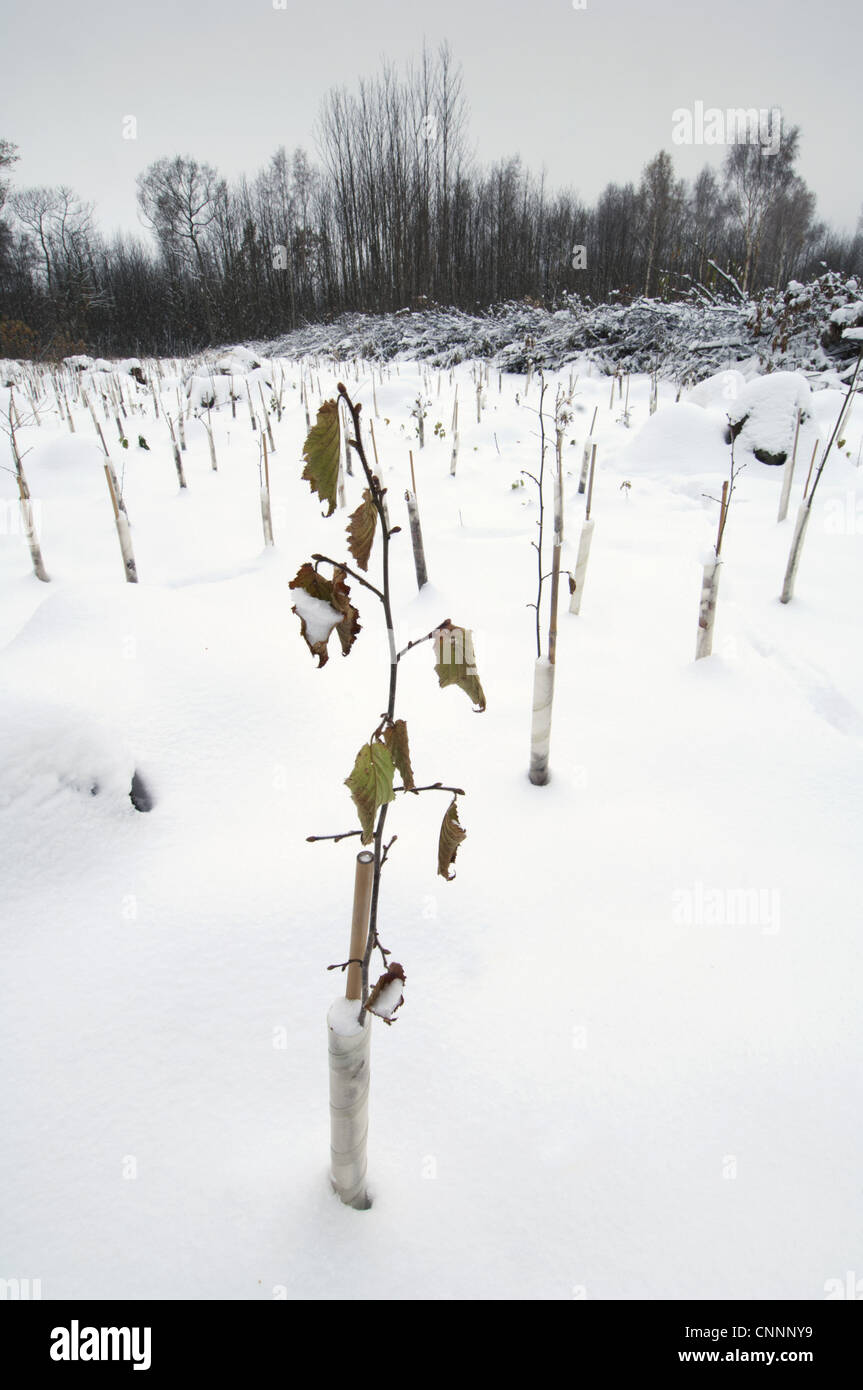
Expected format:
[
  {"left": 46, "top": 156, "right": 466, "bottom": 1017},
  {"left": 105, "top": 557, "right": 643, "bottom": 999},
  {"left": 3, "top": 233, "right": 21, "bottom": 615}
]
[{"left": 1, "top": 350, "right": 861, "bottom": 1299}]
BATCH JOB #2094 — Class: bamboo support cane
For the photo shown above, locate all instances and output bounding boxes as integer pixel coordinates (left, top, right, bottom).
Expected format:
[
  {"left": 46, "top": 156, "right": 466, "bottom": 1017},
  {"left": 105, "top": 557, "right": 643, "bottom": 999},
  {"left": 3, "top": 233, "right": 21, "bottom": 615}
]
[
  {"left": 777, "top": 408, "right": 801, "bottom": 523},
  {"left": 406, "top": 453, "right": 429, "bottom": 590},
  {"left": 449, "top": 394, "right": 459, "bottom": 476},
  {"left": 369, "top": 418, "right": 379, "bottom": 467},
  {"left": 259, "top": 384, "right": 276, "bottom": 454},
  {"left": 346, "top": 852, "right": 374, "bottom": 1002},
  {"left": 570, "top": 445, "right": 597, "bottom": 615},
  {"left": 578, "top": 407, "right": 598, "bottom": 493}
]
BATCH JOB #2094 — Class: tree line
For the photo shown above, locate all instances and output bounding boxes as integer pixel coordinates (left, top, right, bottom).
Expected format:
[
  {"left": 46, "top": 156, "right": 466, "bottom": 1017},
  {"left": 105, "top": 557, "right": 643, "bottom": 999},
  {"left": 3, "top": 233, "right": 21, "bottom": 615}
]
[{"left": 1, "top": 44, "right": 861, "bottom": 358}]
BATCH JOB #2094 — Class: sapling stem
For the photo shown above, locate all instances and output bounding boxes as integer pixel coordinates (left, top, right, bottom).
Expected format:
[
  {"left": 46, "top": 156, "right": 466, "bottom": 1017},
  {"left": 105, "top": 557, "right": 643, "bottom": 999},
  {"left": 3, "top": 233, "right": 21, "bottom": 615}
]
[{"left": 781, "top": 351, "right": 862, "bottom": 604}]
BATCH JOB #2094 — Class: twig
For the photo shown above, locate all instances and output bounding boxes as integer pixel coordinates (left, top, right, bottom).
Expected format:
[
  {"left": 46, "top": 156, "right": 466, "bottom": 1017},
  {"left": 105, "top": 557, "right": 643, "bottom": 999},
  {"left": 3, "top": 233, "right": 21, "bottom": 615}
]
[
  {"left": 307, "top": 830, "right": 363, "bottom": 844},
  {"left": 396, "top": 621, "right": 451, "bottom": 662},
  {"left": 394, "top": 782, "right": 466, "bottom": 796},
  {"left": 312, "top": 553, "right": 385, "bottom": 601}
]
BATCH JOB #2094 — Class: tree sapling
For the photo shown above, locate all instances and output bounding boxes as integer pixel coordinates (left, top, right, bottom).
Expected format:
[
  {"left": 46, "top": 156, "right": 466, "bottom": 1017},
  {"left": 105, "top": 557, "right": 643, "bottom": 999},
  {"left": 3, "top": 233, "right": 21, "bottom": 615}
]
[{"left": 291, "top": 385, "right": 485, "bottom": 1208}]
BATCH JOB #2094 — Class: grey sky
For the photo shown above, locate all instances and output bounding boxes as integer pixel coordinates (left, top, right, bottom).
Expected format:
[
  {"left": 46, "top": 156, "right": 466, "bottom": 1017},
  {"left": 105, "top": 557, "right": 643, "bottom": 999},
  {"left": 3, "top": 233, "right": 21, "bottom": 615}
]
[{"left": 2, "top": 0, "right": 861, "bottom": 242}]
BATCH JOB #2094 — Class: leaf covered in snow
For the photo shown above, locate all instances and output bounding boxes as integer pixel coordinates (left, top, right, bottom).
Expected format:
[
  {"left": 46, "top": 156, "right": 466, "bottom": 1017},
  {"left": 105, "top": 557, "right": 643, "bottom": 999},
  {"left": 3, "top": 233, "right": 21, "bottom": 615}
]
[
  {"left": 289, "top": 563, "right": 360, "bottom": 666},
  {"left": 438, "top": 796, "right": 466, "bottom": 881},
  {"left": 346, "top": 488, "right": 377, "bottom": 571},
  {"left": 383, "top": 718, "right": 415, "bottom": 791},
  {"left": 433, "top": 624, "right": 486, "bottom": 712},
  {"left": 365, "top": 962, "right": 406, "bottom": 1023},
  {"left": 301, "top": 398, "right": 340, "bottom": 517},
  {"left": 345, "top": 739, "right": 396, "bottom": 844}
]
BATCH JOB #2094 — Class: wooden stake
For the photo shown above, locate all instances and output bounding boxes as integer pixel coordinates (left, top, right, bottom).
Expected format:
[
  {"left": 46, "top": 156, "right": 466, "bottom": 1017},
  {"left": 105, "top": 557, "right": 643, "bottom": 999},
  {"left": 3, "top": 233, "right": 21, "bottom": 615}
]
[
  {"left": 777, "top": 408, "right": 801, "bottom": 522},
  {"left": 449, "top": 395, "right": 460, "bottom": 477},
  {"left": 585, "top": 443, "right": 598, "bottom": 520},
  {"left": 548, "top": 542, "right": 562, "bottom": 665},
  {"left": 259, "top": 383, "right": 276, "bottom": 453},
  {"left": 803, "top": 440, "right": 819, "bottom": 499},
  {"left": 406, "top": 488, "right": 429, "bottom": 590},
  {"left": 715, "top": 479, "right": 729, "bottom": 556},
  {"left": 346, "top": 852, "right": 375, "bottom": 1001}
]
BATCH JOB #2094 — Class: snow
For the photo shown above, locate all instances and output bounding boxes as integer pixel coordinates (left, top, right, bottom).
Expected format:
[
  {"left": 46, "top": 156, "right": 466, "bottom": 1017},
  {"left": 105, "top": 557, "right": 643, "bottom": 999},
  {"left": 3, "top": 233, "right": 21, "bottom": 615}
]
[
  {"left": 365, "top": 974, "right": 405, "bottom": 1021},
  {"left": 728, "top": 371, "right": 813, "bottom": 464},
  {"left": 830, "top": 303, "right": 863, "bottom": 327},
  {"left": 185, "top": 371, "right": 232, "bottom": 412},
  {"left": 328, "top": 997, "right": 365, "bottom": 1037},
  {"left": 291, "top": 588, "right": 343, "bottom": 647},
  {"left": 615, "top": 400, "right": 731, "bottom": 482},
  {"left": 685, "top": 368, "right": 748, "bottom": 409},
  {"left": 1, "top": 348, "right": 862, "bottom": 1299}
]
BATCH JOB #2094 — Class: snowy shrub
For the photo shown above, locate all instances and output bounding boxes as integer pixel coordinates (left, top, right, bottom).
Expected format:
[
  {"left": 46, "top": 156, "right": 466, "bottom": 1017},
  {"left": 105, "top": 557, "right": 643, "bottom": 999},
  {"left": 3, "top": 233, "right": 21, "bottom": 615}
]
[{"left": 727, "top": 371, "right": 812, "bottom": 466}]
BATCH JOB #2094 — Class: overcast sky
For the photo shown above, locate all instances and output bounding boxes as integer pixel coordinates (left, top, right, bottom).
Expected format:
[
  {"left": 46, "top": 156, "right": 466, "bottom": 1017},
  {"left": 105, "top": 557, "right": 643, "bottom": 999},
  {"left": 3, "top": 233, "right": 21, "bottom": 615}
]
[{"left": 2, "top": 0, "right": 861, "bottom": 242}]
